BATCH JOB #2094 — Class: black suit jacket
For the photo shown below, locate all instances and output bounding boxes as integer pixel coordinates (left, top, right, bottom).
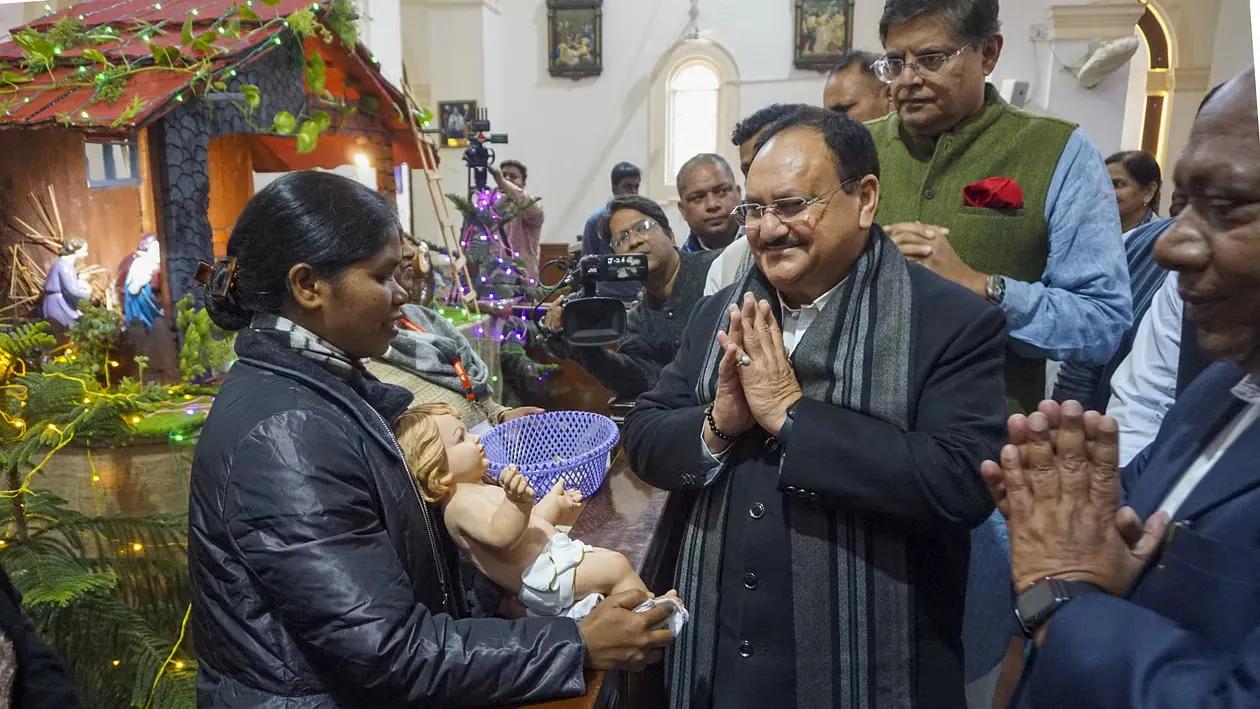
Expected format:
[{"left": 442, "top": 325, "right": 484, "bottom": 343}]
[{"left": 625, "top": 260, "right": 1008, "bottom": 706}]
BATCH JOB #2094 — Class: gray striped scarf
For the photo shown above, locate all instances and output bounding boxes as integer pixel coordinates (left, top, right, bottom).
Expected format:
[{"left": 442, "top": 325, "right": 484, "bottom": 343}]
[
  {"left": 381, "top": 304, "right": 493, "bottom": 398},
  {"left": 250, "top": 314, "right": 365, "bottom": 380},
  {"left": 672, "top": 229, "right": 916, "bottom": 708}
]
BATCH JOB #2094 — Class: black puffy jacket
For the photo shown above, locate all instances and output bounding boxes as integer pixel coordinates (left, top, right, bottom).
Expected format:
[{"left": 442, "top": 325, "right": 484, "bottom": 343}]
[{"left": 189, "top": 329, "right": 585, "bottom": 707}]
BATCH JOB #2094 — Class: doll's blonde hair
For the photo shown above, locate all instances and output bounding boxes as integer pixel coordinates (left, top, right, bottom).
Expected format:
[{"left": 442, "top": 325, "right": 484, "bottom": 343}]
[{"left": 394, "top": 403, "right": 460, "bottom": 503}]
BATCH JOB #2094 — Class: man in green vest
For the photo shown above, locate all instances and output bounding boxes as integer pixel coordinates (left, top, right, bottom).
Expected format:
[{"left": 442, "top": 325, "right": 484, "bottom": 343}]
[{"left": 867, "top": 0, "right": 1132, "bottom": 415}]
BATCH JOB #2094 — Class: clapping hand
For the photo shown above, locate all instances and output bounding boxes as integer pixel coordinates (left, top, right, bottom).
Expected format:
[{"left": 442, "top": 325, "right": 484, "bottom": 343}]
[
  {"left": 979, "top": 400, "right": 1169, "bottom": 596},
  {"left": 717, "top": 294, "right": 803, "bottom": 438}
]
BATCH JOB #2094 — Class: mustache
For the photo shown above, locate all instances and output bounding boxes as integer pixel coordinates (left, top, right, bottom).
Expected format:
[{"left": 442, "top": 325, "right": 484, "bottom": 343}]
[{"left": 757, "top": 233, "right": 803, "bottom": 250}]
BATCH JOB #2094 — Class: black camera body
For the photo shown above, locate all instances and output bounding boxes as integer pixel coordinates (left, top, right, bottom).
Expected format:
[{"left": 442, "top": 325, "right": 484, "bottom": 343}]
[
  {"left": 556, "top": 253, "right": 649, "bottom": 346},
  {"left": 461, "top": 114, "right": 509, "bottom": 192}
]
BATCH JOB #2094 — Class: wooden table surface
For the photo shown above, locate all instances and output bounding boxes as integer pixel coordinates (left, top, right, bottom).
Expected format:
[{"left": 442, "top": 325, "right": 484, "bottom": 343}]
[{"left": 511, "top": 447, "right": 673, "bottom": 709}]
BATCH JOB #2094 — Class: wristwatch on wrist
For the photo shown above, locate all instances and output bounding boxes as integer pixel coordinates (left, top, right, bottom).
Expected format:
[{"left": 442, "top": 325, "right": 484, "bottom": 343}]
[
  {"left": 985, "top": 274, "right": 1006, "bottom": 305},
  {"left": 777, "top": 398, "right": 802, "bottom": 446},
  {"left": 1014, "top": 577, "right": 1103, "bottom": 637}
]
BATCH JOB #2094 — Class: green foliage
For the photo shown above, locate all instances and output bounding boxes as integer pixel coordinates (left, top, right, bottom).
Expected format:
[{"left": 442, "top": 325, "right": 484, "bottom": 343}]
[
  {"left": 176, "top": 295, "right": 236, "bottom": 384},
  {"left": 305, "top": 50, "right": 326, "bottom": 95},
  {"left": 412, "top": 105, "right": 434, "bottom": 129},
  {"left": 110, "top": 95, "right": 148, "bottom": 128},
  {"left": 0, "top": 322, "right": 56, "bottom": 372},
  {"left": 0, "top": 316, "right": 208, "bottom": 707},
  {"left": 240, "top": 83, "right": 261, "bottom": 112},
  {"left": 67, "top": 304, "right": 122, "bottom": 379},
  {"left": 3, "top": 1, "right": 368, "bottom": 182},
  {"left": 12, "top": 29, "right": 56, "bottom": 73},
  {"left": 129, "top": 409, "right": 207, "bottom": 440},
  {"left": 4, "top": 547, "right": 117, "bottom": 606},
  {"left": 324, "top": 0, "right": 360, "bottom": 46},
  {"left": 272, "top": 109, "right": 296, "bottom": 134},
  {"left": 286, "top": 9, "right": 318, "bottom": 39},
  {"left": 0, "top": 493, "right": 196, "bottom": 708},
  {"left": 46, "top": 17, "right": 89, "bottom": 49},
  {"left": 180, "top": 13, "right": 194, "bottom": 46},
  {"left": 296, "top": 118, "right": 321, "bottom": 153}
]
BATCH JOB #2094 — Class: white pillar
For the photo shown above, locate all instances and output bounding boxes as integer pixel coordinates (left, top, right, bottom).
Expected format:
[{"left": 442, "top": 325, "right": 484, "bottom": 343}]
[{"left": 1042, "top": 1, "right": 1149, "bottom": 155}]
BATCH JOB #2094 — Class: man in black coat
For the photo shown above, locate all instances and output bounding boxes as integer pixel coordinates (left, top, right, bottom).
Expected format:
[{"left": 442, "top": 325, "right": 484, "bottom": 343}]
[{"left": 625, "top": 106, "right": 1007, "bottom": 707}]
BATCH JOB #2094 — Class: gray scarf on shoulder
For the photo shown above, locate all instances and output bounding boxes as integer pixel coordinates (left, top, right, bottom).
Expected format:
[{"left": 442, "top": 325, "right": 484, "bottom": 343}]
[
  {"left": 381, "top": 304, "right": 492, "bottom": 398},
  {"left": 672, "top": 228, "right": 917, "bottom": 708}
]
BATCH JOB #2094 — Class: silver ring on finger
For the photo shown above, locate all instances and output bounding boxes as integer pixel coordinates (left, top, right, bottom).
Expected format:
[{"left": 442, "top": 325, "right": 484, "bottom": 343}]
[{"left": 737, "top": 354, "right": 752, "bottom": 367}]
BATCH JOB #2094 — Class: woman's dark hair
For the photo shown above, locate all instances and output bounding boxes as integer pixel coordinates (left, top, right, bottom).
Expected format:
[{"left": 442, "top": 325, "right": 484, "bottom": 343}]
[
  {"left": 1106, "top": 150, "right": 1163, "bottom": 214},
  {"left": 600, "top": 195, "right": 673, "bottom": 243},
  {"left": 206, "top": 171, "right": 401, "bottom": 331},
  {"left": 879, "top": 0, "right": 1001, "bottom": 46},
  {"left": 755, "top": 105, "right": 880, "bottom": 190}
]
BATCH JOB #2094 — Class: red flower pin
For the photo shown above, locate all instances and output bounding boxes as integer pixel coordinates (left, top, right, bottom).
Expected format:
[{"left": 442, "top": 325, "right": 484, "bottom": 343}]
[{"left": 963, "top": 177, "right": 1024, "bottom": 210}]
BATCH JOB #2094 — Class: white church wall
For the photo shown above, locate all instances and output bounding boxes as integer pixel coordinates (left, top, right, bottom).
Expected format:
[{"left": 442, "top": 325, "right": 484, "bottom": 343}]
[{"left": 418, "top": 0, "right": 1169, "bottom": 246}]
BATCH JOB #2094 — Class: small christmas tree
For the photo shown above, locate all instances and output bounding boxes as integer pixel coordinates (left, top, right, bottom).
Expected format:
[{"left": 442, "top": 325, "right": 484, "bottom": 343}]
[
  {"left": 1, "top": 321, "right": 200, "bottom": 707},
  {"left": 444, "top": 189, "right": 562, "bottom": 404}
]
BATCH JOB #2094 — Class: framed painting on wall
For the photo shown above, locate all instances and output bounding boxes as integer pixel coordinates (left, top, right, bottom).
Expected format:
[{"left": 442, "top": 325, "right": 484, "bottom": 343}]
[
  {"left": 547, "top": 0, "right": 603, "bottom": 80},
  {"left": 793, "top": 0, "right": 855, "bottom": 70},
  {"left": 438, "top": 100, "right": 477, "bottom": 147}
]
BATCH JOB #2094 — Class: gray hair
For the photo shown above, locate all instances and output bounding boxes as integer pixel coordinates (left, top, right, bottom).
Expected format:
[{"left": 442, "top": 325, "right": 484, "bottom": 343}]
[
  {"left": 675, "top": 153, "right": 737, "bottom": 197},
  {"left": 879, "top": 0, "right": 1001, "bottom": 46}
]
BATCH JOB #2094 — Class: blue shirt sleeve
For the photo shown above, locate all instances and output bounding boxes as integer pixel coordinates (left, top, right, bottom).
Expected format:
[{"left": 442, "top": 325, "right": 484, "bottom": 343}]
[
  {"left": 581, "top": 210, "right": 604, "bottom": 257},
  {"left": 1000, "top": 128, "right": 1133, "bottom": 365}
]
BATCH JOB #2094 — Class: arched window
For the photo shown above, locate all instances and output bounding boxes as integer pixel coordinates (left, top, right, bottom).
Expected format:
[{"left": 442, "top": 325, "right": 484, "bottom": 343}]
[
  {"left": 667, "top": 60, "right": 720, "bottom": 181},
  {"left": 648, "top": 39, "right": 740, "bottom": 201}
]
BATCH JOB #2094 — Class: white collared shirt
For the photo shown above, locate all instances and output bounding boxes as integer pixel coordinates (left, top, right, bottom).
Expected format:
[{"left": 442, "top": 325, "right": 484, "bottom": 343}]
[
  {"left": 1157, "top": 375, "right": 1260, "bottom": 518},
  {"left": 1109, "top": 273, "right": 1182, "bottom": 465},
  {"left": 776, "top": 279, "right": 846, "bottom": 357}
]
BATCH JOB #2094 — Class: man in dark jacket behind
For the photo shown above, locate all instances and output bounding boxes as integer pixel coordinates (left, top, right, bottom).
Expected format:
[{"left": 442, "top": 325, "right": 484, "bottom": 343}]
[{"left": 543, "top": 196, "right": 717, "bottom": 400}]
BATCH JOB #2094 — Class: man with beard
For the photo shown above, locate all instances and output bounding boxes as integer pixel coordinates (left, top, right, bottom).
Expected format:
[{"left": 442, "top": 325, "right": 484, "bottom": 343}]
[
  {"left": 626, "top": 106, "right": 1006, "bottom": 707},
  {"left": 981, "top": 68, "right": 1260, "bottom": 707},
  {"left": 542, "top": 196, "right": 717, "bottom": 399}
]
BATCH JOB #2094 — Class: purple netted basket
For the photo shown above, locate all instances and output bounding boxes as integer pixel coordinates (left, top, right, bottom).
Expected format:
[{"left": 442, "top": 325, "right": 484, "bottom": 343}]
[{"left": 481, "top": 411, "right": 619, "bottom": 503}]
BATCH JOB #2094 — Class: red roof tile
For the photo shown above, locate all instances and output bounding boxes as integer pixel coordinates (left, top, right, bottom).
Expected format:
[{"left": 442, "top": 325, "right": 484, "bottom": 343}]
[{"left": 0, "top": 0, "right": 436, "bottom": 168}]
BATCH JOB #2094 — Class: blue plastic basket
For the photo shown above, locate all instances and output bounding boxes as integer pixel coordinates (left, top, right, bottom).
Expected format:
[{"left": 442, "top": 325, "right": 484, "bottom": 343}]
[{"left": 481, "top": 411, "right": 619, "bottom": 503}]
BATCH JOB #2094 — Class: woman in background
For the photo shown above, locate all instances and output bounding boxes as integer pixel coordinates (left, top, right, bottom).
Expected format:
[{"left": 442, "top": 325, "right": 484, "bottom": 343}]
[
  {"left": 1054, "top": 150, "right": 1169, "bottom": 410},
  {"left": 1106, "top": 150, "right": 1162, "bottom": 233}
]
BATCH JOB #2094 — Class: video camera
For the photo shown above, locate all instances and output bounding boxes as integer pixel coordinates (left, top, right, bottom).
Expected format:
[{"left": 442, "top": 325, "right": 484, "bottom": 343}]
[
  {"left": 550, "top": 253, "right": 649, "bottom": 346},
  {"left": 460, "top": 109, "right": 509, "bottom": 192}
]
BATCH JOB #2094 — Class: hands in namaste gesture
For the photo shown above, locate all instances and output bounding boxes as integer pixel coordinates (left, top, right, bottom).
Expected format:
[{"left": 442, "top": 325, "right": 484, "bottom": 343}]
[{"left": 706, "top": 293, "right": 804, "bottom": 450}]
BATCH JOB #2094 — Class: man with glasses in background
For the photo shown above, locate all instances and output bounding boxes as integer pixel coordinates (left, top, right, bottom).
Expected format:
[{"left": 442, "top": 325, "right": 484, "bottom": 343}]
[
  {"left": 541, "top": 196, "right": 717, "bottom": 399},
  {"left": 626, "top": 106, "right": 1006, "bottom": 708},
  {"left": 868, "top": 0, "right": 1131, "bottom": 414}
]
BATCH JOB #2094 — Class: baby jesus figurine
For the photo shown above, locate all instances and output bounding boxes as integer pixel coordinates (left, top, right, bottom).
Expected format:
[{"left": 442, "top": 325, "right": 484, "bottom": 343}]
[{"left": 396, "top": 403, "right": 682, "bottom": 622}]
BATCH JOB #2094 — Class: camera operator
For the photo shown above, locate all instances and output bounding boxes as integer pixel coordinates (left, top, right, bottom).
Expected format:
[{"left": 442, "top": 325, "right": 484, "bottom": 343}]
[
  {"left": 491, "top": 160, "right": 544, "bottom": 281},
  {"left": 541, "top": 196, "right": 717, "bottom": 399}
]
